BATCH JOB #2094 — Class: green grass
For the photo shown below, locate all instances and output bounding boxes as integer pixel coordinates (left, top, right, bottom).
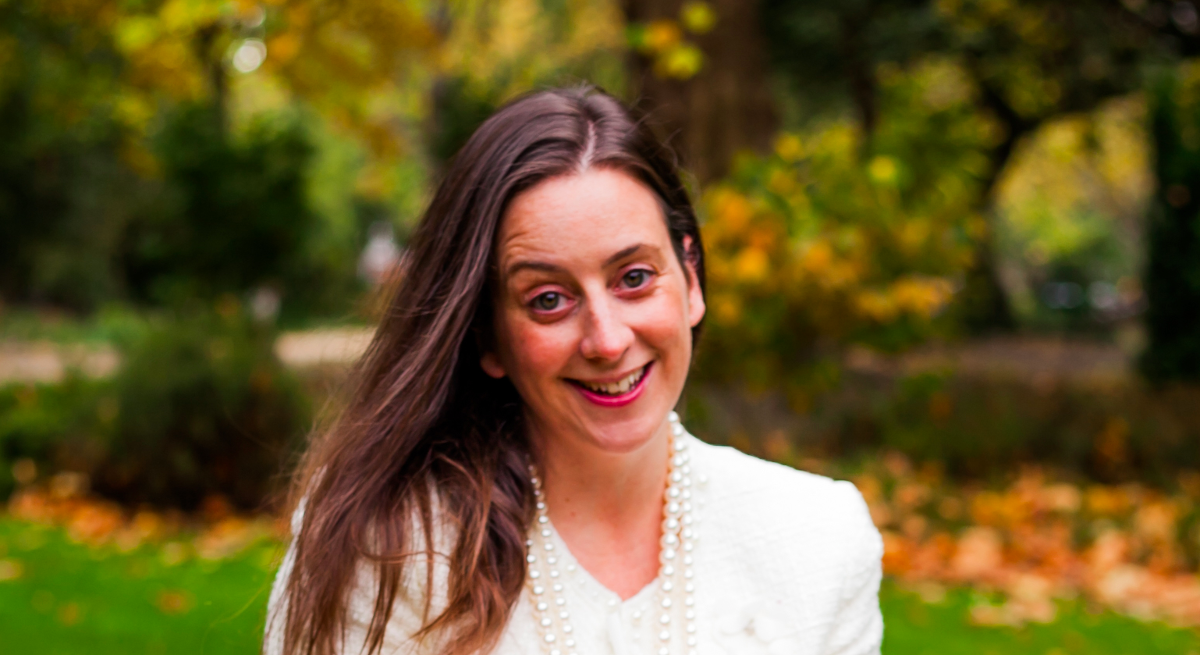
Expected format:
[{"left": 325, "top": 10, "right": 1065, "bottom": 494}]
[
  {"left": 881, "top": 583, "right": 1200, "bottom": 655},
  {"left": 0, "top": 519, "right": 282, "bottom": 654},
  {"left": 0, "top": 517, "right": 1197, "bottom": 654}
]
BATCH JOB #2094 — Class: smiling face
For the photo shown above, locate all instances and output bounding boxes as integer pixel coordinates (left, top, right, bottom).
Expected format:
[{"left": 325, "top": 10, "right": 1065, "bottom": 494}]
[{"left": 480, "top": 167, "right": 705, "bottom": 456}]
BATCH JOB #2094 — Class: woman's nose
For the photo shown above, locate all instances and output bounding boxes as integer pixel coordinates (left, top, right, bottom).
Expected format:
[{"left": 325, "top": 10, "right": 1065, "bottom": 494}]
[{"left": 579, "top": 295, "right": 633, "bottom": 361}]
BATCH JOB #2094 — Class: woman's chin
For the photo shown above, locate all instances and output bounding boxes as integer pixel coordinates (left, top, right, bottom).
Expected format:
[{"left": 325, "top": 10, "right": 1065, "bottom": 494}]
[{"left": 576, "top": 412, "right": 669, "bottom": 455}]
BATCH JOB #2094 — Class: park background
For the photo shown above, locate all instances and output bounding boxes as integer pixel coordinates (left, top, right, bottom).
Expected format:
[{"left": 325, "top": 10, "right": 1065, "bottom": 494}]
[{"left": 4, "top": 0, "right": 1200, "bottom": 653}]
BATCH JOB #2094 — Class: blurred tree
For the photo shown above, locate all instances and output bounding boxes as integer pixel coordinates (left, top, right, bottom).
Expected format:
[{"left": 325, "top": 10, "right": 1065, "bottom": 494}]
[
  {"left": 0, "top": 0, "right": 440, "bottom": 315},
  {"left": 0, "top": 0, "right": 155, "bottom": 310},
  {"left": 426, "top": 0, "right": 625, "bottom": 169},
  {"left": 762, "top": 0, "right": 1161, "bottom": 332},
  {"left": 1141, "top": 66, "right": 1200, "bottom": 382},
  {"left": 622, "top": 0, "right": 779, "bottom": 183},
  {"left": 120, "top": 104, "right": 315, "bottom": 306}
]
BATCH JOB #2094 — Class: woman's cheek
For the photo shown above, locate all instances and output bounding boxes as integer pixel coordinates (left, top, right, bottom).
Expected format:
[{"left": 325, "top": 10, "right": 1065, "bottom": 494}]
[
  {"left": 637, "top": 289, "right": 691, "bottom": 352},
  {"left": 508, "top": 318, "right": 577, "bottom": 378}
]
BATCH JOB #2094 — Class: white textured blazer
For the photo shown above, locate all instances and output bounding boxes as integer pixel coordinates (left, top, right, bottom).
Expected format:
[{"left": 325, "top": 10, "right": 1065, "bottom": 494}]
[{"left": 265, "top": 432, "right": 884, "bottom": 655}]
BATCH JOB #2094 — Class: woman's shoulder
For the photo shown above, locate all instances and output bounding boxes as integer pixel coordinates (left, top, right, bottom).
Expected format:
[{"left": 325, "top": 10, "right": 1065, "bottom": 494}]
[{"left": 687, "top": 434, "right": 879, "bottom": 554}]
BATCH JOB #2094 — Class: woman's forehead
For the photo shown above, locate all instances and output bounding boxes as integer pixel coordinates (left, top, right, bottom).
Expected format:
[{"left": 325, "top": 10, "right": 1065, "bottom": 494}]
[{"left": 496, "top": 169, "right": 670, "bottom": 270}]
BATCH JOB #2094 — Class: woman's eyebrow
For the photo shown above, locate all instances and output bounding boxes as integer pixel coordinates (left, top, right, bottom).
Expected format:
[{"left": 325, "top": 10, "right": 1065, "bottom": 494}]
[
  {"left": 505, "top": 260, "right": 564, "bottom": 278},
  {"left": 604, "top": 243, "right": 650, "bottom": 266},
  {"left": 504, "top": 243, "right": 655, "bottom": 279}
]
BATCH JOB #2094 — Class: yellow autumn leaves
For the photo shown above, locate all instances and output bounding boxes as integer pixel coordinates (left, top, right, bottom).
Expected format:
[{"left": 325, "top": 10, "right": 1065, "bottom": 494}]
[
  {"left": 627, "top": 1, "right": 714, "bottom": 80},
  {"left": 701, "top": 136, "right": 966, "bottom": 358},
  {"left": 695, "top": 63, "right": 992, "bottom": 386}
]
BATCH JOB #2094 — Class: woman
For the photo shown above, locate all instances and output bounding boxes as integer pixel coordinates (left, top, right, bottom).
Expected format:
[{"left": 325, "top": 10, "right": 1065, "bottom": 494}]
[{"left": 265, "top": 86, "right": 882, "bottom": 655}]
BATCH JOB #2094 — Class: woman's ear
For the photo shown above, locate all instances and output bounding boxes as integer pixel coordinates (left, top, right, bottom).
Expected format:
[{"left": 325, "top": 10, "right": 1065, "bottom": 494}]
[
  {"left": 682, "top": 235, "right": 706, "bottom": 328},
  {"left": 480, "top": 351, "right": 507, "bottom": 379}
]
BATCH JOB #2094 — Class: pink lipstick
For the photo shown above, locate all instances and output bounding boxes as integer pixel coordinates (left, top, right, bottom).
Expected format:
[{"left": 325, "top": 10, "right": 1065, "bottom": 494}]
[{"left": 570, "top": 363, "right": 652, "bottom": 408}]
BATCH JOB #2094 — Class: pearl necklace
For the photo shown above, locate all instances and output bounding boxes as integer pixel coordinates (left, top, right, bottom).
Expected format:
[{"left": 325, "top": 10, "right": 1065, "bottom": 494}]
[{"left": 525, "top": 411, "right": 697, "bottom": 655}]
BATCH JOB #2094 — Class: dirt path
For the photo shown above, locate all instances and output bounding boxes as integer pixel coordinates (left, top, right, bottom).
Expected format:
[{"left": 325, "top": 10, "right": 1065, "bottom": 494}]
[{"left": 0, "top": 327, "right": 375, "bottom": 384}]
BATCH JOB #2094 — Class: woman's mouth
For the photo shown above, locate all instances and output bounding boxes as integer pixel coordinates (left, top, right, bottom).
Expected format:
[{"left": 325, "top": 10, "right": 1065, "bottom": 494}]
[{"left": 568, "top": 362, "right": 652, "bottom": 407}]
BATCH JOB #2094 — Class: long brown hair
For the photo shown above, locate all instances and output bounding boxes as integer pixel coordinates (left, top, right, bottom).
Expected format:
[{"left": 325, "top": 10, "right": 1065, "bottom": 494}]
[{"left": 276, "top": 86, "right": 706, "bottom": 655}]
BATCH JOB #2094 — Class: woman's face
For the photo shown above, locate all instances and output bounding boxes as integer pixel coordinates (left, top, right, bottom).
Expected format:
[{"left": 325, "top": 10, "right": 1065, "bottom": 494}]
[{"left": 481, "top": 167, "right": 705, "bottom": 456}]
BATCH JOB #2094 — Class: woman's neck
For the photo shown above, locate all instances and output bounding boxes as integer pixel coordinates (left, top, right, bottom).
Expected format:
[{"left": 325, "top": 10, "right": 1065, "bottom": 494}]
[{"left": 529, "top": 416, "right": 671, "bottom": 599}]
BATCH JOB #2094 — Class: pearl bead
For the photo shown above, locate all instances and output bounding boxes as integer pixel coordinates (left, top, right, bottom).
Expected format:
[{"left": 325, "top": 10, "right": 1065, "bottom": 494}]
[{"left": 530, "top": 570, "right": 541, "bottom": 579}]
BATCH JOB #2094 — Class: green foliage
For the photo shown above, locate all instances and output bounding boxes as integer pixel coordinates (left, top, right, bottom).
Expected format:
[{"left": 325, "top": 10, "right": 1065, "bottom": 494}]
[
  {"left": 429, "top": 76, "right": 502, "bottom": 168},
  {"left": 122, "top": 104, "right": 317, "bottom": 307},
  {"left": 0, "top": 378, "right": 113, "bottom": 500},
  {"left": 0, "top": 1, "right": 153, "bottom": 311},
  {"left": 1141, "top": 68, "right": 1200, "bottom": 382},
  {"left": 93, "top": 309, "right": 309, "bottom": 510}
]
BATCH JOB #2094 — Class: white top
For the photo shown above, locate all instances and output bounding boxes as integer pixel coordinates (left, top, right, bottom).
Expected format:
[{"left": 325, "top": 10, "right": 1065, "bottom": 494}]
[{"left": 264, "top": 433, "right": 884, "bottom": 655}]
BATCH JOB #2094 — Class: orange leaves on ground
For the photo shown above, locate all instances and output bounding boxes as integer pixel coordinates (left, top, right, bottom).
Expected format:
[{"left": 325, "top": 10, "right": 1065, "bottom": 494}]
[
  {"left": 6, "top": 474, "right": 281, "bottom": 560},
  {"left": 856, "top": 454, "right": 1200, "bottom": 627}
]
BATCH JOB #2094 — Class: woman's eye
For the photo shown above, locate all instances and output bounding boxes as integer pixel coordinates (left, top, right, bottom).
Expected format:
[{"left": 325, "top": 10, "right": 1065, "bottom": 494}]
[
  {"left": 622, "top": 269, "right": 651, "bottom": 288},
  {"left": 532, "top": 292, "right": 562, "bottom": 311}
]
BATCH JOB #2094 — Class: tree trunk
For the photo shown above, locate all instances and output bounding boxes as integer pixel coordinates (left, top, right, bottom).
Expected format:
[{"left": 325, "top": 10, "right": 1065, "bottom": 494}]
[
  {"left": 957, "top": 62, "right": 1036, "bottom": 334},
  {"left": 621, "top": 0, "right": 779, "bottom": 184}
]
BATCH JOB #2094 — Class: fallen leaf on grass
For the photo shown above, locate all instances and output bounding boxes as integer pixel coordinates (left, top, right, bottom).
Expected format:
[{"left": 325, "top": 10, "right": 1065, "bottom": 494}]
[
  {"left": 0, "top": 558, "right": 23, "bottom": 581},
  {"left": 156, "top": 590, "right": 192, "bottom": 615}
]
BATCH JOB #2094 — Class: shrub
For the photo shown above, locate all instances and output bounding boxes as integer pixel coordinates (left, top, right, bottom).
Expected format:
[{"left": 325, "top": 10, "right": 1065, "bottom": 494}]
[
  {"left": 685, "top": 371, "right": 1200, "bottom": 487},
  {"left": 0, "top": 376, "right": 112, "bottom": 500},
  {"left": 696, "top": 60, "right": 982, "bottom": 393},
  {"left": 91, "top": 307, "right": 310, "bottom": 510}
]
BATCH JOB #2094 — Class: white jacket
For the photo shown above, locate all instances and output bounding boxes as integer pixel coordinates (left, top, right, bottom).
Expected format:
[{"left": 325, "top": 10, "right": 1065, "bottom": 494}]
[{"left": 265, "top": 433, "right": 884, "bottom": 655}]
